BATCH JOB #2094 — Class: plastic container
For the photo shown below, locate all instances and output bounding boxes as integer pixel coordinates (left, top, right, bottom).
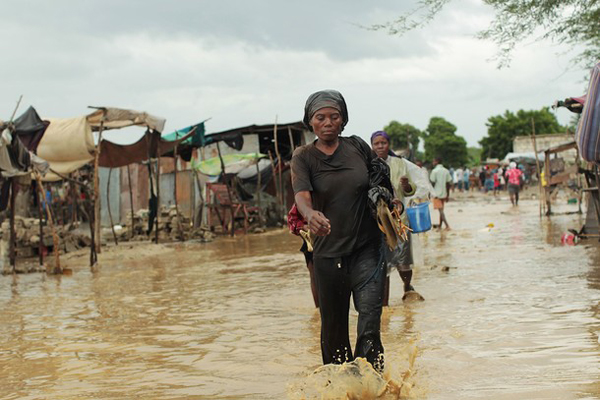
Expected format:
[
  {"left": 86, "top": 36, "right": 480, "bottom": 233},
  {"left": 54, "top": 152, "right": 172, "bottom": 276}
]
[{"left": 406, "top": 202, "right": 432, "bottom": 233}]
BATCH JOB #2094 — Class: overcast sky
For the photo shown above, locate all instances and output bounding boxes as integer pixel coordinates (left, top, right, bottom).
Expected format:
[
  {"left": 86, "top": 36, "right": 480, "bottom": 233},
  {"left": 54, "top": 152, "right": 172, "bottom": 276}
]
[{"left": 1, "top": 0, "right": 589, "bottom": 147}]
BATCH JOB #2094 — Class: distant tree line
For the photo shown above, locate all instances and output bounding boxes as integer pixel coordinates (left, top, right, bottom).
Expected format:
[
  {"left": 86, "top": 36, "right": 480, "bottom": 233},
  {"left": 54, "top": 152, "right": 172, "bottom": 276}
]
[{"left": 382, "top": 106, "right": 566, "bottom": 168}]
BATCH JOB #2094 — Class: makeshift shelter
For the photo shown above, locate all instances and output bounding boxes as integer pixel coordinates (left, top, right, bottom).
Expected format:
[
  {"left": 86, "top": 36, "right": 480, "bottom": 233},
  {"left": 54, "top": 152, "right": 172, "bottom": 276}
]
[
  {"left": 37, "top": 107, "right": 167, "bottom": 181},
  {"left": 554, "top": 83, "right": 600, "bottom": 239},
  {"left": 0, "top": 106, "right": 52, "bottom": 273},
  {"left": 196, "top": 121, "right": 311, "bottom": 232}
]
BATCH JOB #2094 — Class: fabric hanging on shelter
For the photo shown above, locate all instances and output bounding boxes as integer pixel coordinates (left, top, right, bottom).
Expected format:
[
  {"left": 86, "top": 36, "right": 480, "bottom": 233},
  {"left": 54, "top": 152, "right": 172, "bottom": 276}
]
[
  {"left": 0, "top": 129, "right": 32, "bottom": 178},
  {"left": 161, "top": 122, "right": 206, "bottom": 162},
  {"left": 190, "top": 153, "right": 265, "bottom": 176},
  {"left": 87, "top": 107, "right": 166, "bottom": 133},
  {"left": 11, "top": 106, "right": 50, "bottom": 152},
  {"left": 203, "top": 131, "right": 244, "bottom": 151},
  {"left": 236, "top": 158, "right": 273, "bottom": 190},
  {"left": 147, "top": 162, "right": 157, "bottom": 235},
  {"left": 37, "top": 116, "right": 95, "bottom": 181},
  {"left": 577, "top": 62, "right": 600, "bottom": 163},
  {"left": 98, "top": 128, "right": 196, "bottom": 168}
]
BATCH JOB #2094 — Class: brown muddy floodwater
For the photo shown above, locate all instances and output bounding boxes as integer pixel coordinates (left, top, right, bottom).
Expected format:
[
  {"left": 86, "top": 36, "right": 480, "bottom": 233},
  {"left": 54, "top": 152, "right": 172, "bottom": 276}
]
[{"left": 0, "top": 193, "right": 599, "bottom": 399}]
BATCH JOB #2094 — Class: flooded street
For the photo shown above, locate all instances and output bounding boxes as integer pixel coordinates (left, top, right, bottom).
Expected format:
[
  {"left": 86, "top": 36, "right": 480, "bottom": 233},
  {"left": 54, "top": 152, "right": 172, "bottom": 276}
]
[{"left": 0, "top": 192, "right": 599, "bottom": 399}]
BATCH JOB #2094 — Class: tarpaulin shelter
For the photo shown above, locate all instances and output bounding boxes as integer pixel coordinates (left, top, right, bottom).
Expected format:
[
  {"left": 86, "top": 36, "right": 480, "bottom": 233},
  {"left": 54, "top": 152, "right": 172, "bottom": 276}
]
[
  {"left": 0, "top": 106, "right": 52, "bottom": 272},
  {"left": 191, "top": 153, "right": 265, "bottom": 176},
  {"left": 161, "top": 121, "right": 207, "bottom": 161},
  {"left": 12, "top": 106, "right": 49, "bottom": 152},
  {"left": 98, "top": 129, "right": 195, "bottom": 168},
  {"left": 554, "top": 74, "right": 600, "bottom": 239},
  {"left": 37, "top": 107, "right": 167, "bottom": 181}
]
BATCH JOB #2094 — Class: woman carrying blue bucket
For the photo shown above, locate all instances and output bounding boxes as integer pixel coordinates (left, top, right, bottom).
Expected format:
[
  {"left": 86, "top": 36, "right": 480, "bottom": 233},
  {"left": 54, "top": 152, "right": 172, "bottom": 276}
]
[{"left": 371, "top": 131, "right": 428, "bottom": 303}]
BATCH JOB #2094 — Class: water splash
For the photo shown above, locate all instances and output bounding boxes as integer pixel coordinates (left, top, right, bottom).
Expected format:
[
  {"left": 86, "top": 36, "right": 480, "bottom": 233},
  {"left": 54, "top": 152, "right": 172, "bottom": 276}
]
[{"left": 288, "top": 343, "right": 418, "bottom": 399}]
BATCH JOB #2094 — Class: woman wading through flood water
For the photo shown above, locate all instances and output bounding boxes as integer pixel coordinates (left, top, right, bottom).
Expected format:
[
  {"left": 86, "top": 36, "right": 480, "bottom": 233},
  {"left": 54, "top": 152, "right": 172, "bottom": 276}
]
[{"left": 291, "top": 90, "right": 386, "bottom": 372}]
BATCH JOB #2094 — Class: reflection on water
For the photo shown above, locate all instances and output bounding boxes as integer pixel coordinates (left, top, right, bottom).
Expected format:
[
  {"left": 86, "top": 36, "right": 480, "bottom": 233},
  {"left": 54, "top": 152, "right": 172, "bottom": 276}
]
[{"left": 0, "top": 196, "right": 599, "bottom": 399}]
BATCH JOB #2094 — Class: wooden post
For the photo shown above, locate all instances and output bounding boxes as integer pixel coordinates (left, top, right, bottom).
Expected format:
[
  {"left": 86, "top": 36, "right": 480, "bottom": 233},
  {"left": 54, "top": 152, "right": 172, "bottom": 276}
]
[
  {"left": 173, "top": 145, "right": 184, "bottom": 241},
  {"left": 193, "top": 170, "right": 205, "bottom": 228},
  {"left": 93, "top": 119, "right": 105, "bottom": 253},
  {"left": 34, "top": 173, "right": 62, "bottom": 274},
  {"left": 106, "top": 168, "right": 118, "bottom": 245},
  {"left": 216, "top": 142, "right": 234, "bottom": 237},
  {"left": 268, "top": 150, "right": 279, "bottom": 219},
  {"left": 287, "top": 126, "right": 295, "bottom": 154},
  {"left": 70, "top": 177, "right": 78, "bottom": 228},
  {"left": 155, "top": 158, "right": 160, "bottom": 244},
  {"left": 9, "top": 178, "right": 16, "bottom": 272},
  {"left": 530, "top": 118, "right": 544, "bottom": 217},
  {"left": 255, "top": 155, "right": 263, "bottom": 226},
  {"left": 273, "top": 117, "right": 284, "bottom": 219},
  {"left": 127, "top": 164, "right": 134, "bottom": 240},
  {"left": 544, "top": 152, "right": 552, "bottom": 215},
  {"left": 36, "top": 179, "right": 44, "bottom": 268}
]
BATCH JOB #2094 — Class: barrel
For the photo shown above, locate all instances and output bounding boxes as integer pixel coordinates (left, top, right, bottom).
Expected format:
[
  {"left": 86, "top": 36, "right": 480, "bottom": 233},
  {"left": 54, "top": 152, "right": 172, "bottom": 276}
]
[{"left": 406, "top": 202, "right": 432, "bottom": 233}]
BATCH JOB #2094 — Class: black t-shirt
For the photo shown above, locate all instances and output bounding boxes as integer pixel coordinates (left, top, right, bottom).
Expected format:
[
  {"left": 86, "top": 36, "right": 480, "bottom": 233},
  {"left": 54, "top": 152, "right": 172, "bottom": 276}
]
[{"left": 291, "top": 135, "right": 380, "bottom": 258}]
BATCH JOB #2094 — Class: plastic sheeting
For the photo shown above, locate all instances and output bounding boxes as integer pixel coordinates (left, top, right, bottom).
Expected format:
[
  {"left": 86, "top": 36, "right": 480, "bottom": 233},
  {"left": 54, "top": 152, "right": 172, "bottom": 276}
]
[
  {"left": 98, "top": 129, "right": 195, "bottom": 168},
  {"left": 37, "top": 117, "right": 95, "bottom": 181},
  {"left": 87, "top": 107, "right": 166, "bottom": 133},
  {"left": 191, "top": 153, "right": 265, "bottom": 176}
]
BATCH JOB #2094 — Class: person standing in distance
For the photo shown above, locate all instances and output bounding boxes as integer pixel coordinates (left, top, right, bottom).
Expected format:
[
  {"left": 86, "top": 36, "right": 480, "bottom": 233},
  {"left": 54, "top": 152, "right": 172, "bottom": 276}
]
[{"left": 430, "top": 157, "right": 452, "bottom": 230}]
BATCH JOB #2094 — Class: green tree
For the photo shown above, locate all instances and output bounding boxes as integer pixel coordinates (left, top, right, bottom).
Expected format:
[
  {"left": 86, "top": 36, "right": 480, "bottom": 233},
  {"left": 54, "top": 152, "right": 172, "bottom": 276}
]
[
  {"left": 467, "top": 147, "right": 483, "bottom": 166},
  {"left": 382, "top": 121, "right": 421, "bottom": 153},
  {"left": 370, "top": 1, "right": 600, "bottom": 68},
  {"left": 422, "top": 116, "right": 469, "bottom": 167},
  {"left": 479, "top": 107, "right": 564, "bottom": 159}
]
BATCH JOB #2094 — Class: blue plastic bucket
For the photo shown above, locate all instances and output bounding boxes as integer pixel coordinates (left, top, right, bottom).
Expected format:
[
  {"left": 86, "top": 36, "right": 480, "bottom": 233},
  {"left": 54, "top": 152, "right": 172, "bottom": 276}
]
[{"left": 406, "top": 202, "right": 432, "bottom": 233}]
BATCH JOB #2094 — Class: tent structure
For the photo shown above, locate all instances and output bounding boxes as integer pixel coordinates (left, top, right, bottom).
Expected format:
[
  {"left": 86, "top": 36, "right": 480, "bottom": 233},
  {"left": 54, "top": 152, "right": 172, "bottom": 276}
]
[{"left": 38, "top": 107, "right": 167, "bottom": 181}]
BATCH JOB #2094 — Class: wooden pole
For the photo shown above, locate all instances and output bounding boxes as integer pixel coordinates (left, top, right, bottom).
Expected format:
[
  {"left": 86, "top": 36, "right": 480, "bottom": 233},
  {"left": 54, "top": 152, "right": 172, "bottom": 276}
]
[
  {"left": 155, "top": 158, "right": 160, "bottom": 244},
  {"left": 287, "top": 126, "right": 295, "bottom": 154},
  {"left": 6, "top": 97, "right": 23, "bottom": 273},
  {"left": 193, "top": 170, "right": 205, "bottom": 228},
  {"left": 173, "top": 145, "right": 184, "bottom": 241},
  {"left": 530, "top": 118, "right": 544, "bottom": 217},
  {"left": 216, "top": 142, "right": 235, "bottom": 237},
  {"left": 37, "top": 179, "right": 44, "bottom": 268},
  {"left": 70, "top": 177, "right": 78, "bottom": 229},
  {"left": 93, "top": 119, "right": 105, "bottom": 253},
  {"left": 9, "top": 178, "right": 16, "bottom": 272},
  {"left": 127, "top": 165, "right": 134, "bottom": 240},
  {"left": 255, "top": 155, "right": 263, "bottom": 226},
  {"left": 267, "top": 150, "right": 280, "bottom": 225},
  {"left": 273, "top": 117, "right": 284, "bottom": 219},
  {"left": 34, "top": 173, "right": 62, "bottom": 274},
  {"left": 106, "top": 168, "right": 118, "bottom": 245},
  {"left": 544, "top": 152, "right": 552, "bottom": 215},
  {"left": 9, "top": 95, "right": 23, "bottom": 122}
]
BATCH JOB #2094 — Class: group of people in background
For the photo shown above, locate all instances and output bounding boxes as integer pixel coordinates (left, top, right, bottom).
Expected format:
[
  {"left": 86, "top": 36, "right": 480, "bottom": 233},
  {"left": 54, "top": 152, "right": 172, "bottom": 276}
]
[{"left": 442, "top": 164, "right": 529, "bottom": 203}]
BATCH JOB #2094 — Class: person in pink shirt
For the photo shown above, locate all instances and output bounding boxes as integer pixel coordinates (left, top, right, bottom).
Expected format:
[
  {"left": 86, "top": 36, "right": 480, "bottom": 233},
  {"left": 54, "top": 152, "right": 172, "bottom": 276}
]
[{"left": 506, "top": 162, "right": 524, "bottom": 206}]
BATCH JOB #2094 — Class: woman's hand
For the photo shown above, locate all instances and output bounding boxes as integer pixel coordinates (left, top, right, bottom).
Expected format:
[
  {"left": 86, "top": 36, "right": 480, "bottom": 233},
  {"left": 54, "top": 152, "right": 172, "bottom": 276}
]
[{"left": 307, "top": 210, "right": 331, "bottom": 236}]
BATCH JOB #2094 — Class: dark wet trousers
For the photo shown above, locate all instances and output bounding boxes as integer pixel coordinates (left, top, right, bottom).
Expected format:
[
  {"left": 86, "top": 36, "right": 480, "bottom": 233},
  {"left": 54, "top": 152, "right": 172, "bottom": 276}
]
[{"left": 313, "top": 241, "right": 385, "bottom": 371}]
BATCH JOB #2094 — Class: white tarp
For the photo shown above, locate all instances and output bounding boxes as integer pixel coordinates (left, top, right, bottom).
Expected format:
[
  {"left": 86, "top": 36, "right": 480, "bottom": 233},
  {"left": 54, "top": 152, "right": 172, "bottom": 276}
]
[
  {"left": 87, "top": 107, "right": 166, "bottom": 132},
  {"left": 502, "top": 152, "right": 545, "bottom": 164},
  {"left": 37, "top": 116, "right": 95, "bottom": 181}
]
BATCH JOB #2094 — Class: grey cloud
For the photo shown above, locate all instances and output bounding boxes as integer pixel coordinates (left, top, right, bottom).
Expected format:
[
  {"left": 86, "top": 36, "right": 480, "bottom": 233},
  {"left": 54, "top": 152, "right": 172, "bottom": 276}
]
[{"left": 6, "top": 0, "right": 436, "bottom": 61}]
